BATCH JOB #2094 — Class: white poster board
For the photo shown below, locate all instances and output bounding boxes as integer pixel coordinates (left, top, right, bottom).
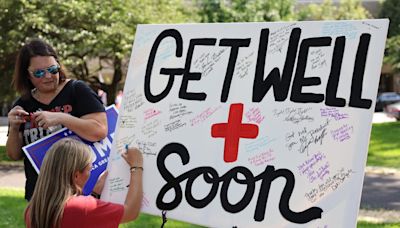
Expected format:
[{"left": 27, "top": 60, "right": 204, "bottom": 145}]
[{"left": 102, "top": 20, "right": 388, "bottom": 227}]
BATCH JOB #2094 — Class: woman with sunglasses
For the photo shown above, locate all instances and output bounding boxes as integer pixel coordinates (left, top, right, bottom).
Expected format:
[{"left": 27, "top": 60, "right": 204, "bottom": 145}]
[
  {"left": 25, "top": 138, "right": 143, "bottom": 228},
  {"left": 6, "top": 38, "right": 108, "bottom": 201}
]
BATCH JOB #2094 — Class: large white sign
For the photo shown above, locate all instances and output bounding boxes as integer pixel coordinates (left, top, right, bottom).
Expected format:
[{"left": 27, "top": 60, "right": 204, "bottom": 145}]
[{"left": 102, "top": 20, "right": 388, "bottom": 227}]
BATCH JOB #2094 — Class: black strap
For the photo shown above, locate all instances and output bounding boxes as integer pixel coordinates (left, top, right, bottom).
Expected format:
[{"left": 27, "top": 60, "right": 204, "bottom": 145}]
[
  {"left": 90, "top": 191, "right": 101, "bottom": 199},
  {"left": 160, "top": 210, "right": 167, "bottom": 228}
]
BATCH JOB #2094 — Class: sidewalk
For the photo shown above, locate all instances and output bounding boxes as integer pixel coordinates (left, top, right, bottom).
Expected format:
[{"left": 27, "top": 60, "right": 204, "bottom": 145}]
[
  {"left": 0, "top": 126, "right": 7, "bottom": 146},
  {"left": 0, "top": 163, "right": 24, "bottom": 189},
  {"left": 0, "top": 116, "right": 8, "bottom": 146},
  {"left": 0, "top": 116, "right": 7, "bottom": 126},
  {"left": 359, "top": 167, "right": 400, "bottom": 223}
]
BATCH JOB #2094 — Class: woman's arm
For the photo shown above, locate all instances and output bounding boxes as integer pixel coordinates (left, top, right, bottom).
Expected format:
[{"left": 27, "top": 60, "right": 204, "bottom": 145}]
[
  {"left": 120, "top": 148, "right": 144, "bottom": 223},
  {"left": 60, "top": 112, "right": 107, "bottom": 142},
  {"left": 6, "top": 106, "right": 28, "bottom": 160},
  {"left": 6, "top": 129, "right": 24, "bottom": 160},
  {"left": 33, "top": 111, "right": 107, "bottom": 142}
]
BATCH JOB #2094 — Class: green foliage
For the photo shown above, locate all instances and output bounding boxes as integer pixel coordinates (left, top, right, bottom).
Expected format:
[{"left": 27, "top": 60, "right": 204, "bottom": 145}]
[
  {"left": 0, "top": 0, "right": 26, "bottom": 104},
  {"left": 0, "top": 0, "right": 193, "bottom": 105},
  {"left": 0, "top": 0, "right": 378, "bottom": 104},
  {"left": 380, "top": 0, "right": 400, "bottom": 73},
  {"left": 367, "top": 122, "right": 400, "bottom": 168},
  {"left": 380, "top": 0, "right": 400, "bottom": 38},
  {"left": 196, "top": 0, "right": 295, "bottom": 23},
  {"left": 298, "top": 0, "right": 371, "bottom": 21},
  {"left": 384, "top": 36, "right": 400, "bottom": 72}
]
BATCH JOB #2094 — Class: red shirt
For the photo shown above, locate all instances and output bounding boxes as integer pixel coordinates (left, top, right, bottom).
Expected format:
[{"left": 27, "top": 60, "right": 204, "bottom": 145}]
[{"left": 25, "top": 196, "right": 124, "bottom": 228}]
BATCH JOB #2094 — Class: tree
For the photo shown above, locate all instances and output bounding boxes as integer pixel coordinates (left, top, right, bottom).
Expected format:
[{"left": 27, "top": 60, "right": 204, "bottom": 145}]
[
  {"left": 385, "top": 37, "right": 400, "bottom": 71},
  {"left": 380, "top": 0, "right": 400, "bottom": 73},
  {"left": 297, "top": 0, "right": 371, "bottom": 21},
  {"left": 380, "top": 0, "right": 400, "bottom": 38},
  {"left": 0, "top": 0, "right": 30, "bottom": 106},
  {"left": 0, "top": 0, "right": 193, "bottom": 105},
  {"left": 79, "top": 0, "right": 193, "bottom": 104},
  {"left": 196, "top": 0, "right": 295, "bottom": 23}
]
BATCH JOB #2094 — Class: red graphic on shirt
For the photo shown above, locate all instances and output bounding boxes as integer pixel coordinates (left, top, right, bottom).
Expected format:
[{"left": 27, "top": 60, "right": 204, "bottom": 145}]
[
  {"left": 211, "top": 103, "right": 259, "bottom": 163},
  {"left": 22, "top": 104, "right": 73, "bottom": 144}
]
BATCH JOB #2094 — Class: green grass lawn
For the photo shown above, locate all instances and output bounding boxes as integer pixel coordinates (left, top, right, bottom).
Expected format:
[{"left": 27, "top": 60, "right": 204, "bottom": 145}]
[
  {"left": 357, "top": 221, "right": 400, "bottom": 228},
  {"left": 0, "top": 188, "right": 397, "bottom": 227},
  {"left": 367, "top": 121, "right": 400, "bottom": 168},
  {"left": 0, "top": 145, "right": 22, "bottom": 166},
  {"left": 0, "top": 145, "right": 9, "bottom": 161}
]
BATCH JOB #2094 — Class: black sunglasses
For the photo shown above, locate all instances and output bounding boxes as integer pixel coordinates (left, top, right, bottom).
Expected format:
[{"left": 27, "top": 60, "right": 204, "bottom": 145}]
[{"left": 29, "top": 65, "right": 60, "bottom": 78}]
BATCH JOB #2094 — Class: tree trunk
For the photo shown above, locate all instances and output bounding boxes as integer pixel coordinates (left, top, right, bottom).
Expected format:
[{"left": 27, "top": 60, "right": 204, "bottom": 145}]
[{"left": 107, "top": 56, "right": 123, "bottom": 106}]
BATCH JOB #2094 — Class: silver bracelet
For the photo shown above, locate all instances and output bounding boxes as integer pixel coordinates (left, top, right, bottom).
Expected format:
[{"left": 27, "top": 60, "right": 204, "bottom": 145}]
[{"left": 130, "top": 166, "right": 143, "bottom": 173}]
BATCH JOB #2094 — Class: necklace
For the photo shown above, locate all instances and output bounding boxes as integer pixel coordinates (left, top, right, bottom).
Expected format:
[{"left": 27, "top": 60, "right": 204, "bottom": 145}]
[
  {"left": 31, "top": 88, "right": 39, "bottom": 99},
  {"left": 31, "top": 85, "right": 61, "bottom": 104}
]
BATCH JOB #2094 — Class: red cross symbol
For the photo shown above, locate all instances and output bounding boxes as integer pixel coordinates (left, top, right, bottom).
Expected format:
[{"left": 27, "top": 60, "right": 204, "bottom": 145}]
[{"left": 211, "top": 103, "right": 259, "bottom": 163}]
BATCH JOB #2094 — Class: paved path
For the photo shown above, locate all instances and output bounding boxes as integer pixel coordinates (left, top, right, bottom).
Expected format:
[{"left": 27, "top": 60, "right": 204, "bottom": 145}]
[
  {"left": 1, "top": 115, "right": 8, "bottom": 145},
  {"left": 361, "top": 167, "right": 400, "bottom": 211},
  {"left": 0, "top": 164, "right": 24, "bottom": 188},
  {"left": 0, "top": 126, "right": 7, "bottom": 146},
  {"left": 0, "top": 116, "right": 7, "bottom": 126},
  {"left": 373, "top": 112, "right": 397, "bottom": 123}
]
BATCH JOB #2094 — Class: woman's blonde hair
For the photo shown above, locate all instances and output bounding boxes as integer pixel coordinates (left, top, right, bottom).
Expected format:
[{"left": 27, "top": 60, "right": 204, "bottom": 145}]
[{"left": 26, "top": 138, "right": 93, "bottom": 228}]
